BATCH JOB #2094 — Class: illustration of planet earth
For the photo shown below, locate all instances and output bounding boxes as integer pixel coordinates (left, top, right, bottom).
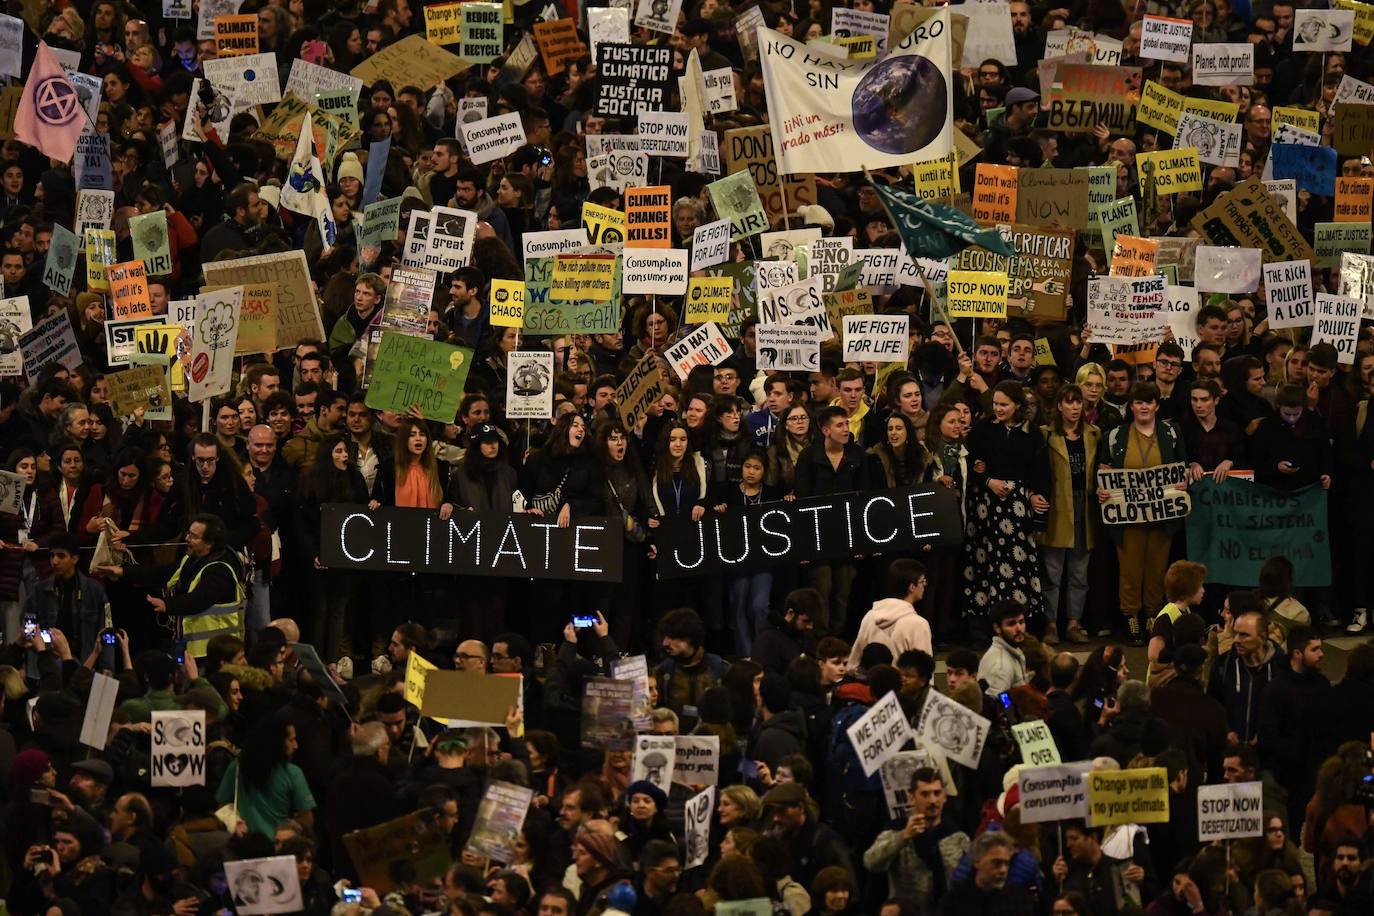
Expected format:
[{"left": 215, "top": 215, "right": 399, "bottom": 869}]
[{"left": 852, "top": 55, "right": 948, "bottom": 155}]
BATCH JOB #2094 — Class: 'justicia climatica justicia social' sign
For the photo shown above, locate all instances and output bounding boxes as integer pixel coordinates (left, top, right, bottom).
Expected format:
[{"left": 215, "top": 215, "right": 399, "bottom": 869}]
[{"left": 654, "top": 485, "right": 964, "bottom": 579}]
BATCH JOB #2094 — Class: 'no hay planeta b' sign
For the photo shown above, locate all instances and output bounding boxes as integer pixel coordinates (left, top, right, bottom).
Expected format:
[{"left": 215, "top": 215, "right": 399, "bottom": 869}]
[
  {"left": 654, "top": 485, "right": 963, "bottom": 579},
  {"left": 321, "top": 505, "right": 623, "bottom": 581}
]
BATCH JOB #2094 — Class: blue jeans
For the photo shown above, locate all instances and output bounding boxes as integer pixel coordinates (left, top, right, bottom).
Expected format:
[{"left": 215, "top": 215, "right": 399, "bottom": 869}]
[
  {"left": 728, "top": 571, "right": 773, "bottom": 656},
  {"left": 246, "top": 567, "right": 271, "bottom": 641}
]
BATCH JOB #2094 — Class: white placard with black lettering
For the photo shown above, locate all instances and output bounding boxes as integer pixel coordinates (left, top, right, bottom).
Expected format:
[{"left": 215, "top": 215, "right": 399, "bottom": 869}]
[
  {"left": 703, "top": 67, "right": 738, "bottom": 113},
  {"left": 632, "top": 734, "right": 676, "bottom": 795},
  {"left": 635, "top": 0, "right": 682, "bottom": 36},
  {"left": 636, "top": 110, "right": 691, "bottom": 157},
  {"left": 831, "top": 7, "right": 889, "bottom": 53},
  {"left": 506, "top": 351, "right": 554, "bottom": 420},
  {"left": 151, "top": 709, "right": 206, "bottom": 787},
  {"left": 915, "top": 688, "right": 990, "bottom": 770},
  {"left": 664, "top": 322, "right": 733, "bottom": 381},
  {"left": 183, "top": 78, "right": 236, "bottom": 142},
  {"left": 203, "top": 53, "right": 282, "bottom": 107},
  {"left": 1197, "top": 781, "right": 1264, "bottom": 841},
  {"left": 0, "top": 469, "right": 23, "bottom": 516},
  {"left": 1294, "top": 9, "right": 1355, "bottom": 52},
  {"left": 1176, "top": 113, "right": 1241, "bottom": 168},
  {"left": 1017, "top": 762, "right": 1094, "bottom": 824},
  {"left": 423, "top": 206, "right": 478, "bottom": 272},
  {"left": 692, "top": 219, "right": 731, "bottom": 270},
  {"left": 1140, "top": 15, "right": 1193, "bottom": 63},
  {"left": 683, "top": 786, "right": 715, "bottom": 870},
  {"left": 672, "top": 734, "right": 720, "bottom": 786},
  {"left": 756, "top": 323, "right": 822, "bottom": 371},
  {"left": 846, "top": 690, "right": 915, "bottom": 778},
  {"left": 623, "top": 249, "right": 689, "bottom": 296},
  {"left": 523, "top": 229, "right": 589, "bottom": 263},
  {"left": 462, "top": 113, "right": 527, "bottom": 165},
  {"left": 1191, "top": 43, "right": 1254, "bottom": 86},
  {"left": 1263, "top": 260, "right": 1314, "bottom": 329},
  {"left": 1312, "top": 293, "right": 1361, "bottom": 365},
  {"left": 1166, "top": 286, "right": 1199, "bottom": 359},
  {"left": 224, "top": 855, "right": 303, "bottom": 915},
  {"left": 843, "top": 315, "right": 908, "bottom": 363}
]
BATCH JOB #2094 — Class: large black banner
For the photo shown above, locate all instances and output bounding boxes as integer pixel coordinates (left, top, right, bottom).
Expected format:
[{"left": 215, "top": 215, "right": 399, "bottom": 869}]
[
  {"left": 595, "top": 43, "right": 671, "bottom": 117},
  {"left": 321, "top": 505, "right": 623, "bottom": 581},
  {"left": 654, "top": 486, "right": 964, "bottom": 579}
]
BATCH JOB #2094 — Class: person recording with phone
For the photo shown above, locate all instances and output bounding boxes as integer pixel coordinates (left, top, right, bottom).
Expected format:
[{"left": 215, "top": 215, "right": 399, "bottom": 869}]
[{"left": 25, "top": 535, "right": 113, "bottom": 666}]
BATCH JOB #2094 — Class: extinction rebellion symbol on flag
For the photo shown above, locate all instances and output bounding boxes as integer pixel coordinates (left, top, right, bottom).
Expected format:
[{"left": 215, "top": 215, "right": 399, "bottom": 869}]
[{"left": 35, "top": 77, "right": 81, "bottom": 126}]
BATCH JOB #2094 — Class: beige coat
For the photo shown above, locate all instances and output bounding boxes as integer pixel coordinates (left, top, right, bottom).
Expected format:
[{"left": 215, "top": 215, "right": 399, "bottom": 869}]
[{"left": 1039, "top": 423, "right": 1101, "bottom": 550}]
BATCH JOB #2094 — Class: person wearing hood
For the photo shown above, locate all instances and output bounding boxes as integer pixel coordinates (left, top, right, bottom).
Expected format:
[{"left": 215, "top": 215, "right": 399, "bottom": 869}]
[
  {"left": 848, "top": 559, "right": 932, "bottom": 669},
  {"left": 748, "top": 673, "right": 806, "bottom": 772}
]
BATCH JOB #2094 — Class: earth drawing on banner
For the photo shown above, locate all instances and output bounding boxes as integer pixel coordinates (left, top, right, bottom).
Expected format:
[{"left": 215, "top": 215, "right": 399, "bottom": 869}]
[{"left": 851, "top": 54, "right": 948, "bottom": 155}]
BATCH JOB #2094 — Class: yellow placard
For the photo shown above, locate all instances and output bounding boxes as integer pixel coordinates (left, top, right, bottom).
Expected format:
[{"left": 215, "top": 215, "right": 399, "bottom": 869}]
[
  {"left": 85, "top": 228, "right": 115, "bottom": 292},
  {"left": 424, "top": 1, "right": 463, "bottom": 45},
  {"left": 404, "top": 650, "right": 437, "bottom": 708},
  {"left": 1336, "top": 0, "right": 1374, "bottom": 44},
  {"left": 1088, "top": 767, "right": 1170, "bottom": 826},
  {"left": 552, "top": 254, "right": 616, "bottom": 302},
  {"left": 582, "top": 201, "right": 626, "bottom": 247},
  {"left": 1108, "top": 236, "right": 1159, "bottom": 278},
  {"left": 1138, "top": 148, "right": 1202, "bottom": 195},
  {"left": 1137, "top": 81, "right": 1238, "bottom": 134},
  {"left": 489, "top": 278, "right": 525, "bottom": 326},
  {"left": 913, "top": 152, "right": 960, "bottom": 202},
  {"left": 1034, "top": 337, "right": 1056, "bottom": 367},
  {"left": 134, "top": 324, "right": 188, "bottom": 392},
  {"left": 684, "top": 277, "right": 733, "bottom": 323},
  {"left": 1272, "top": 106, "right": 1320, "bottom": 137},
  {"left": 836, "top": 34, "right": 876, "bottom": 58},
  {"left": 946, "top": 269, "right": 1009, "bottom": 318}
]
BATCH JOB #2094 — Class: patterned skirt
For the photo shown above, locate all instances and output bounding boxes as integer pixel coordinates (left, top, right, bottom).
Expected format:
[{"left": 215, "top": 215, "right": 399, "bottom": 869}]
[{"left": 961, "top": 483, "right": 1045, "bottom": 618}]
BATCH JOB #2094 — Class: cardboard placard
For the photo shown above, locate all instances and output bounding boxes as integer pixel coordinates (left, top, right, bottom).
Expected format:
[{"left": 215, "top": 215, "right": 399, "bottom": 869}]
[
  {"left": 342, "top": 812, "right": 451, "bottom": 895},
  {"left": 533, "top": 18, "right": 586, "bottom": 75},
  {"left": 1097, "top": 462, "right": 1192, "bottom": 525},
  {"left": 107, "top": 363, "right": 173, "bottom": 418},
  {"left": 420, "top": 670, "right": 522, "bottom": 724},
  {"left": 615, "top": 351, "right": 665, "bottom": 432}
]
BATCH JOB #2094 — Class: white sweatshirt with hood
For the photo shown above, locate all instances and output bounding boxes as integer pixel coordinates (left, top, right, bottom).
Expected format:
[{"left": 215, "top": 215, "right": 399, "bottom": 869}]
[{"left": 848, "top": 598, "right": 933, "bottom": 668}]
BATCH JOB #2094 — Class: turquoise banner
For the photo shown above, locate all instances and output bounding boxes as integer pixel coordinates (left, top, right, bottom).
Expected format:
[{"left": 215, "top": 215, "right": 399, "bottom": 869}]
[{"left": 1185, "top": 478, "right": 1330, "bottom": 587}]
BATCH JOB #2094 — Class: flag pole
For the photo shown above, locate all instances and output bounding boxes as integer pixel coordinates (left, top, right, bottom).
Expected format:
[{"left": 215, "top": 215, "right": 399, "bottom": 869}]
[{"left": 863, "top": 166, "right": 966, "bottom": 357}]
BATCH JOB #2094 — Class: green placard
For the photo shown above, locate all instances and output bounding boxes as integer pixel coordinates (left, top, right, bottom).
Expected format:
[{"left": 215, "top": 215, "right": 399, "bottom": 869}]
[
  {"left": 1314, "top": 221, "right": 1372, "bottom": 268},
  {"left": 521, "top": 255, "right": 621, "bottom": 335},
  {"left": 363, "top": 331, "right": 473, "bottom": 421}
]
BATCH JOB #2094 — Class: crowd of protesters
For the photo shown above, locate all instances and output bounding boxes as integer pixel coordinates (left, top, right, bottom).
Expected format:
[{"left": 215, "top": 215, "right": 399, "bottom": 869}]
[{"left": 3, "top": 0, "right": 1374, "bottom": 914}]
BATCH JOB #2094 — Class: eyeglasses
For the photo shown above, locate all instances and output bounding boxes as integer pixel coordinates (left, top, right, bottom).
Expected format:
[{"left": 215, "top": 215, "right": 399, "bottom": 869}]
[
  {"left": 456, "top": 653, "right": 488, "bottom": 663},
  {"left": 1156, "top": 359, "right": 1182, "bottom": 369}
]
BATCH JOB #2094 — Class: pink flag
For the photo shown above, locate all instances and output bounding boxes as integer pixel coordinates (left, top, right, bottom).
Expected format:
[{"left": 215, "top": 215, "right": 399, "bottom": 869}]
[{"left": 15, "top": 42, "right": 87, "bottom": 164}]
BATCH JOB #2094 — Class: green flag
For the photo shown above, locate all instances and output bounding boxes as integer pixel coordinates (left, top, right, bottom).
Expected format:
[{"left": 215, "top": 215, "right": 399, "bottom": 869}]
[{"left": 870, "top": 179, "right": 1016, "bottom": 260}]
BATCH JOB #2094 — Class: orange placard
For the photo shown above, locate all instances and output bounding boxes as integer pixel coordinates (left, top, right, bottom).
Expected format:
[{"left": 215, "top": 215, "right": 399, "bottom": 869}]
[
  {"left": 533, "top": 19, "right": 586, "bottom": 76},
  {"left": 1108, "top": 236, "right": 1159, "bottom": 278},
  {"left": 972, "top": 164, "right": 1018, "bottom": 223},
  {"left": 107, "top": 260, "right": 152, "bottom": 319},
  {"left": 1336, "top": 177, "right": 1374, "bottom": 223},
  {"left": 214, "top": 14, "right": 259, "bottom": 57},
  {"left": 625, "top": 185, "right": 672, "bottom": 249},
  {"left": 1113, "top": 343, "right": 1158, "bottom": 365}
]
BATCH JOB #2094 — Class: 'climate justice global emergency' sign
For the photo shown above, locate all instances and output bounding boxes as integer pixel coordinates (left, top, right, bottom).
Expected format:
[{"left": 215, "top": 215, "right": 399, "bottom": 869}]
[
  {"left": 654, "top": 485, "right": 963, "bottom": 578},
  {"left": 321, "top": 505, "right": 623, "bottom": 581}
]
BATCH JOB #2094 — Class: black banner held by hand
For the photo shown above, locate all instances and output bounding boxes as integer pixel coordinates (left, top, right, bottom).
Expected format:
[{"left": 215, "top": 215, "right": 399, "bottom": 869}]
[
  {"left": 320, "top": 504, "right": 624, "bottom": 581},
  {"left": 653, "top": 485, "right": 964, "bottom": 579}
]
